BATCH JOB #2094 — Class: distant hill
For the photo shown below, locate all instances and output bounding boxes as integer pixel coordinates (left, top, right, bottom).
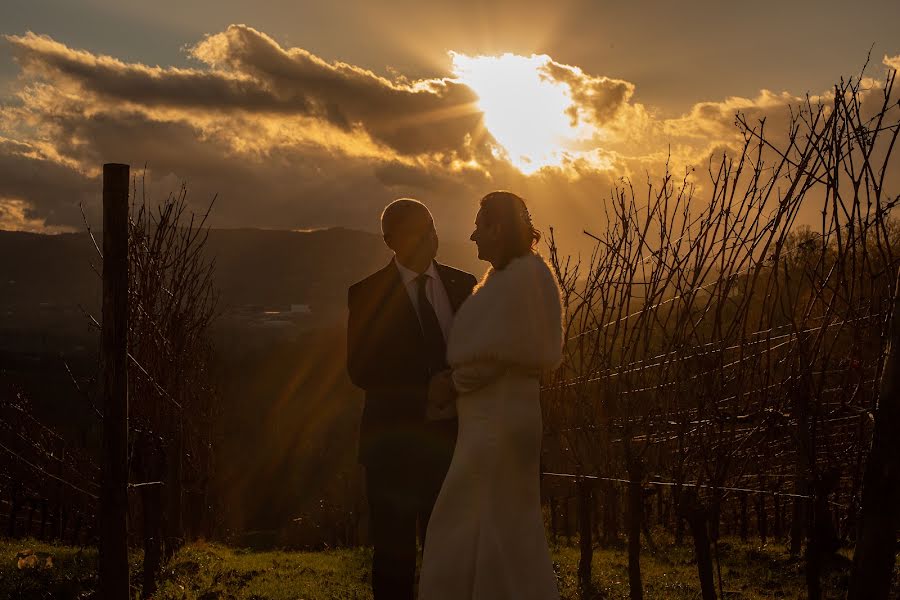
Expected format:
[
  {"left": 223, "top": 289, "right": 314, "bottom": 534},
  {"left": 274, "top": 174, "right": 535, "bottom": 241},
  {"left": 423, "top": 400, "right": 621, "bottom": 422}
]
[
  {"left": 202, "top": 227, "right": 485, "bottom": 316},
  {"left": 0, "top": 227, "right": 486, "bottom": 336}
]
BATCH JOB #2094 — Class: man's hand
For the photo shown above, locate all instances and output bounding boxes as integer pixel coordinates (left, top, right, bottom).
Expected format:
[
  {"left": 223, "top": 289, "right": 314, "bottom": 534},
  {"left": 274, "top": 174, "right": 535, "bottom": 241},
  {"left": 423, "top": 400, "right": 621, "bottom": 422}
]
[{"left": 426, "top": 370, "right": 457, "bottom": 421}]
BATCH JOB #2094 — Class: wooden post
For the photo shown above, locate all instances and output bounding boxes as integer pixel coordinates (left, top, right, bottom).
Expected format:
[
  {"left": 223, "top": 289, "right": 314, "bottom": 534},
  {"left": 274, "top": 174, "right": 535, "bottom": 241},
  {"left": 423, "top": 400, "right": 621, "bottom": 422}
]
[
  {"left": 708, "top": 494, "right": 721, "bottom": 543},
  {"left": 849, "top": 270, "right": 900, "bottom": 600},
  {"left": 57, "top": 445, "right": 65, "bottom": 540},
  {"left": 48, "top": 503, "right": 58, "bottom": 541},
  {"left": 756, "top": 475, "right": 768, "bottom": 545},
  {"left": 806, "top": 469, "right": 840, "bottom": 600},
  {"left": 577, "top": 479, "right": 594, "bottom": 598},
  {"left": 626, "top": 462, "right": 644, "bottom": 600},
  {"left": 7, "top": 483, "right": 19, "bottom": 537},
  {"left": 99, "top": 163, "right": 130, "bottom": 600},
  {"left": 549, "top": 496, "right": 557, "bottom": 542},
  {"left": 739, "top": 492, "right": 748, "bottom": 541},
  {"left": 26, "top": 498, "right": 36, "bottom": 536},
  {"left": 164, "top": 413, "right": 184, "bottom": 559},
  {"left": 39, "top": 498, "right": 47, "bottom": 539},
  {"left": 657, "top": 485, "right": 664, "bottom": 527},
  {"left": 679, "top": 489, "right": 717, "bottom": 600},
  {"left": 773, "top": 494, "right": 783, "bottom": 540},
  {"left": 673, "top": 484, "right": 684, "bottom": 546},
  {"left": 71, "top": 514, "right": 82, "bottom": 545},
  {"left": 141, "top": 482, "right": 163, "bottom": 598},
  {"left": 791, "top": 381, "right": 812, "bottom": 556},
  {"left": 641, "top": 490, "right": 658, "bottom": 554},
  {"left": 59, "top": 506, "right": 68, "bottom": 542},
  {"left": 603, "top": 481, "right": 620, "bottom": 546}
]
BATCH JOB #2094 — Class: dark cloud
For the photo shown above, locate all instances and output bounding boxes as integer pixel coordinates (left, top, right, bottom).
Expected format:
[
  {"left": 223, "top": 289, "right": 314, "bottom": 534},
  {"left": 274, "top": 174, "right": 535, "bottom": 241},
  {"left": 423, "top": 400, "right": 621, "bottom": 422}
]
[
  {"left": 44, "top": 110, "right": 418, "bottom": 231},
  {"left": 4, "top": 105, "right": 480, "bottom": 234},
  {"left": 0, "top": 139, "right": 94, "bottom": 227},
  {"left": 191, "top": 25, "right": 489, "bottom": 158},
  {"left": 6, "top": 33, "right": 303, "bottom": 113},
  {"left": 6, "top": 26, "right": 488, "bottom": 159}
]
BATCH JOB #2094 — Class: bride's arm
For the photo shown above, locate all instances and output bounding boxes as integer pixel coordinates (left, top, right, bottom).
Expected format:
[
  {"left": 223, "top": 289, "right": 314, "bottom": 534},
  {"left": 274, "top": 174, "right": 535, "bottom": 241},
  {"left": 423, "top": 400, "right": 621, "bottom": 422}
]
[
  {"left": 451, "top": 362, "right": 505, "bottom": 395},
  {"left": 451, "top": 362, "right": 544, "bottom": 394}
]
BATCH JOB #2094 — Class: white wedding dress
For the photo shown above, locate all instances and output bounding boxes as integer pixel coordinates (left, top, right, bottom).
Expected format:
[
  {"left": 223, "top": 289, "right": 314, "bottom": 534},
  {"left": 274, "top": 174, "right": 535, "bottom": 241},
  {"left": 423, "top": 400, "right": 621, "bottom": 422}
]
[{"left": 418, "top": 253, "right": 562, "bottom": 600}]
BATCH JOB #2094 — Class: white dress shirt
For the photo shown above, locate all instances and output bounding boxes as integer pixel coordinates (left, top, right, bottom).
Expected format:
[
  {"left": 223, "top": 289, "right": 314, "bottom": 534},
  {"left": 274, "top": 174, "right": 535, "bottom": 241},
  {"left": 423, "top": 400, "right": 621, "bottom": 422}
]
[{"left": 394, "top": 258, "right": 454, "bottom": 342}]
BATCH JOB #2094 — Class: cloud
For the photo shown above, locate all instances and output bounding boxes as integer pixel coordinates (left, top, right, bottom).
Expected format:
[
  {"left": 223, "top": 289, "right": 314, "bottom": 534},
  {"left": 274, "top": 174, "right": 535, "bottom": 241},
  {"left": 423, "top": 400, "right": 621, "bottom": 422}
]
[
  {"left": 0, "top": 26, "right": 896, "bottom": 255},
  {"left": 540, "top": 60, "right": 635, "bottom": 128},
  {"left": 0, "top": 138, "right": 94, "bottom": 229},
  {"left": 6, "top": 26, "right": 488, "bottom": 160}
]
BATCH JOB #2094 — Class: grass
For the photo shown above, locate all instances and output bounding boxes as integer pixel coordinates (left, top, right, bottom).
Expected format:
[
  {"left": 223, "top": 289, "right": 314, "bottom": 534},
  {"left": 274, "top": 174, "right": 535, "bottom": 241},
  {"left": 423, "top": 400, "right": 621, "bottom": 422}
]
[
  {"left": 154, "top": 543, "right": 372, "bottom": 600},
  {"left": 552, "top": 537, "right": 854, "bottom": 599},
  {"left": 2, "top": 533, "right": 893, "bottom": 599},
  {"left": 0, "top": 536, "right": 102, "bottom": 599}
]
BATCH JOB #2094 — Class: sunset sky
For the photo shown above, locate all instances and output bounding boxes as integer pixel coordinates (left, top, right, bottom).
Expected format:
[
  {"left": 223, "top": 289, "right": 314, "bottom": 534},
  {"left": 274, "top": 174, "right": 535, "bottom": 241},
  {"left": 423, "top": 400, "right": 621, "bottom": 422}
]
[{"left": 1, "top": 0, "right": 898, "bottom": 251}]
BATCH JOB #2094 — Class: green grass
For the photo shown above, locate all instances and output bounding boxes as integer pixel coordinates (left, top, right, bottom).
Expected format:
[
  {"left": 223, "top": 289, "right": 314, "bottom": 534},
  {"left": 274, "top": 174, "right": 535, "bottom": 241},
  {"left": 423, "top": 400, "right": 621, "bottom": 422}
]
[
  {"left": 0, "top": 536, "right": 101, "bottom": 599},
  {"left": 154, "top": 542, "right": 372, "bottom": 600},
  {"left": 2, "top": 534, "right": 892, "bottom": 599},
  {"left": 552, "top": 537, "right": 853, "bottom": 599}
]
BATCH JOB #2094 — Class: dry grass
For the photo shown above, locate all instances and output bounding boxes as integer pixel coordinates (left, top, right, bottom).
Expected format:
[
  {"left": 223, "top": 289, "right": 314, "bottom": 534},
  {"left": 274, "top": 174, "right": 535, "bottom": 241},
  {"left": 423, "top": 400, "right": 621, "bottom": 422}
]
[{"left": 4, "top": 533, "right": 890, "bottom": 599}]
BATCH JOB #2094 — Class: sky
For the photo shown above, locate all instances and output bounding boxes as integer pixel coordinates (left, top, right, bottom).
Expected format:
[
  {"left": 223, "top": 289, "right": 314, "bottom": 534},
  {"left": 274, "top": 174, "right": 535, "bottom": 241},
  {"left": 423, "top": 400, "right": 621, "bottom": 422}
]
[{"left": 1, "top": 0, "right": 899, "bottom": 251}]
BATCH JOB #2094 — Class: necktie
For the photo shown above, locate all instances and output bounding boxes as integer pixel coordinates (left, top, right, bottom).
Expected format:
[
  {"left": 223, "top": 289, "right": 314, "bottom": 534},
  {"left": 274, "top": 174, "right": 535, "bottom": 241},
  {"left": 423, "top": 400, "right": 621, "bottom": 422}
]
[{"left": 415, "top": 273, "right": 447, "bottom": 374}]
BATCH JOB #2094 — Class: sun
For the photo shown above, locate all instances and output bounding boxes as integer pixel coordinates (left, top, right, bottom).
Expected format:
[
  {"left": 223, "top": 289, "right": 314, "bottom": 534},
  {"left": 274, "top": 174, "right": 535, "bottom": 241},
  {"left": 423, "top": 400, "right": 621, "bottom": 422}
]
[{"left": 451, "top": 52, "right": 584, "bottom": 174}]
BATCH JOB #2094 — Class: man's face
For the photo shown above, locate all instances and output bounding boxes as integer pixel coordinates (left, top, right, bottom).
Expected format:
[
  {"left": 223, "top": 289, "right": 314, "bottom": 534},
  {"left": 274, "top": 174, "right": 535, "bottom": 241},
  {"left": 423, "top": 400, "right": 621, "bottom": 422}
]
[{"left": 386, "top": 209, "right": 438, "bottom": 272}]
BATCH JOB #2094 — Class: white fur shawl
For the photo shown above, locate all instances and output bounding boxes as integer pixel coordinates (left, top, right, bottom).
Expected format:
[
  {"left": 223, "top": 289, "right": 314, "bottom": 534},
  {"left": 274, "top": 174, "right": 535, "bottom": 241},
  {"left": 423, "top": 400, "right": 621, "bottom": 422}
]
[{"left": 447, "top": 253, "right": 563, "bottom": 370}]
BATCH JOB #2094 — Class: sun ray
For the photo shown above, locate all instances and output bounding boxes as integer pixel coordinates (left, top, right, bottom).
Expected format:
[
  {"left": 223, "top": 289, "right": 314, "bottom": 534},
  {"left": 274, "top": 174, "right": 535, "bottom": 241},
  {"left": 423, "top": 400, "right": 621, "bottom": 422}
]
[{"left": 451, "top": 52, "right": 586, "bottom": 174}]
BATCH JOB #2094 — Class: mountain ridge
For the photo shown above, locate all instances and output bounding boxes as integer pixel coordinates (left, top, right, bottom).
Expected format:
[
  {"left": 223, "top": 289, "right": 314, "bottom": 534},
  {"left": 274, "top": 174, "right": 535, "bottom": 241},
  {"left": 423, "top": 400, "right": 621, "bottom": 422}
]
[{"left": 0, "top": 226, "right": 487, "bottom": 328}]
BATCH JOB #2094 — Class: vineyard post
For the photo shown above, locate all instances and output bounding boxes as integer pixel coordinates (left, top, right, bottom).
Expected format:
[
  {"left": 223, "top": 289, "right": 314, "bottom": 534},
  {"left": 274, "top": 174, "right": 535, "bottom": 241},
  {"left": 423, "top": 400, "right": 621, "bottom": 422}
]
[
  {"left": 577, "top": 477, "right": 594, "bottom": 598},
  {"left": 849, "top": 265, "right": 900, "bottom": 600},
  {"left": 99, "top": 162, "right": 130, "bottom": 600}
]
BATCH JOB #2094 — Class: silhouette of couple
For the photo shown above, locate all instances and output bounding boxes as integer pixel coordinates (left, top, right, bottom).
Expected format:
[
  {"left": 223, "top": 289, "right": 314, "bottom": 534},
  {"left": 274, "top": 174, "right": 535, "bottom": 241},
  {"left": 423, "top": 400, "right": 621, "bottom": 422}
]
[{"left": 347, "top": 191, "right": 563, "bottom": 600}]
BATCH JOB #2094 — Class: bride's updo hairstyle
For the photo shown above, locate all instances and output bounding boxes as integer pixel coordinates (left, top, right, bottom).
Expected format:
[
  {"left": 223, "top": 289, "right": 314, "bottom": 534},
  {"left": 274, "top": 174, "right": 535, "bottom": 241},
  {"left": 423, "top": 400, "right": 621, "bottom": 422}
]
[{"left": 479, "top": 191, "right": 541, "bottom": 260}]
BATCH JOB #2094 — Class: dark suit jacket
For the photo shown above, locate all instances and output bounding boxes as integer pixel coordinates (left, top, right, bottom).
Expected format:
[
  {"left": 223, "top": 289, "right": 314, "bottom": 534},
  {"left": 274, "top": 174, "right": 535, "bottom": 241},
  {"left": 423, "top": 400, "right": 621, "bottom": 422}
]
[{"left": 347, "top": 260, "right": 477, "bottom": 466}]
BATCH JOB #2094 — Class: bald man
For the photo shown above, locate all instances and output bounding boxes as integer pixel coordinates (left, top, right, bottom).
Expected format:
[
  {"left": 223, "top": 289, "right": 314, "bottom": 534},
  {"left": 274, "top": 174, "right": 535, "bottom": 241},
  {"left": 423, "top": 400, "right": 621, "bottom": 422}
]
[{"left": 347, "top": 199, "right": 477, "bottom": 600}]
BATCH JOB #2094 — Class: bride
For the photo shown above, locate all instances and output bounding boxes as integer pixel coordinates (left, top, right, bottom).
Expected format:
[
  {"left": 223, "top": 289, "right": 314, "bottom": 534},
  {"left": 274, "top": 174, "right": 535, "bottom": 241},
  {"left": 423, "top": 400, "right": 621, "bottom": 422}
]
[{"left": 418, "top": 191, "right": 563, "bottom": 599}]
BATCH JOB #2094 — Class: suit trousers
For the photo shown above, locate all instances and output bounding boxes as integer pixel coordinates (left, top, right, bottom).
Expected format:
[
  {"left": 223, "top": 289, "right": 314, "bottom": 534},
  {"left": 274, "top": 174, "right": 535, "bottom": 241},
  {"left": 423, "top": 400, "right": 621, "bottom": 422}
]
[{"left": 365, "top": 419, "right": 456, "bottom": 600}]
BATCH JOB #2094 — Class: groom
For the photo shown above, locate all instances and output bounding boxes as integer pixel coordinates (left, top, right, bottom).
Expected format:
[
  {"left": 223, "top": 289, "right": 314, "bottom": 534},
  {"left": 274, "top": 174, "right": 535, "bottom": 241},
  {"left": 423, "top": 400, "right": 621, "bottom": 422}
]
[{"left": 347, "top": 198, "right": 477, "bottom": 600}]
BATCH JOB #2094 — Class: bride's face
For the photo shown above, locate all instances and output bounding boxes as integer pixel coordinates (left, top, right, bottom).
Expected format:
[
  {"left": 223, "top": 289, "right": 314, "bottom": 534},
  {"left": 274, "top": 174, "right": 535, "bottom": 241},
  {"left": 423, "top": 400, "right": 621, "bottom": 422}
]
[{"left": 470, "top": 208, "right": 500, "bottom": 263}]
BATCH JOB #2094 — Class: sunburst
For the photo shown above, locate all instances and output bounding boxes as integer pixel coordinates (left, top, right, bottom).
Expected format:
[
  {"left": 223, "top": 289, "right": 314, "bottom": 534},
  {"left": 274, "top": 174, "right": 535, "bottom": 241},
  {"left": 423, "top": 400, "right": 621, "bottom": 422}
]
[{"left": 451, "top": 52, "right": 585, "bottom": 174}]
